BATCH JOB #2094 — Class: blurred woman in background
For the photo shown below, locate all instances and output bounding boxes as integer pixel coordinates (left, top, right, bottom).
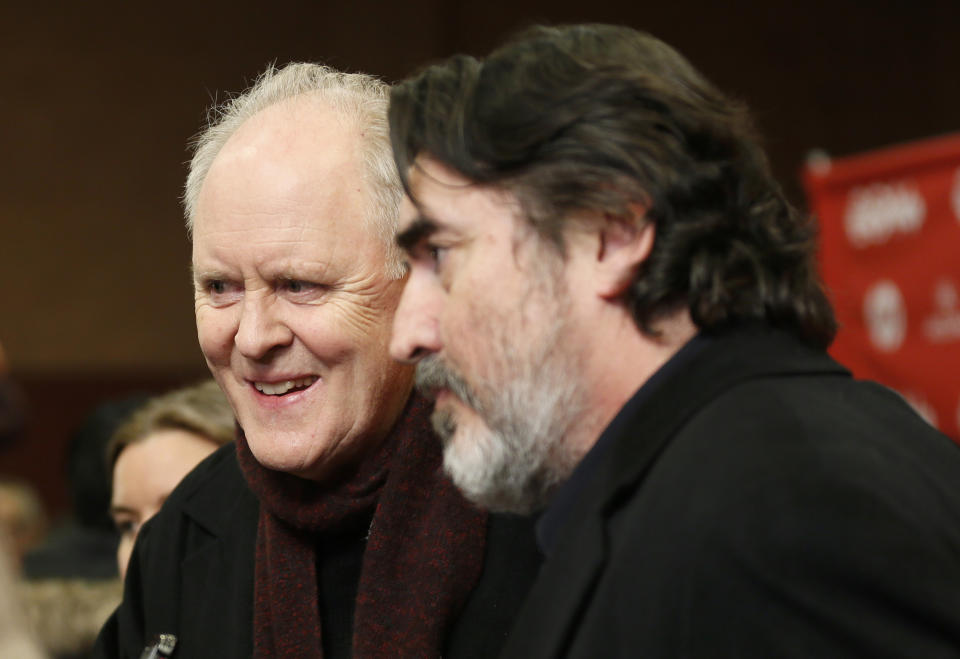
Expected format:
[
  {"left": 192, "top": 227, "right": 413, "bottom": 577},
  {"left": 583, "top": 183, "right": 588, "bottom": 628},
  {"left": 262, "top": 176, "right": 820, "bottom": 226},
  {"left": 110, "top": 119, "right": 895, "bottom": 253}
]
[{"left": 107, "top": 380, "right": 234, "bottom": 579}]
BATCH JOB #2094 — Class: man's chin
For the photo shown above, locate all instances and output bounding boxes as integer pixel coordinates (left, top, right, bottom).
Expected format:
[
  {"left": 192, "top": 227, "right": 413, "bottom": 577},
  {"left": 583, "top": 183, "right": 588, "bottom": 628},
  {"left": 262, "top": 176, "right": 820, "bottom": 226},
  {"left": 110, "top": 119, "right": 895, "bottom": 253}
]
[
  {"left": 245, "top": 430, "right": 315, "bottom": 473},
  {"left": 443, "top": 458, "right": 549, "bottom": 515},
  {"left": 439, "top": 424, "right": 548, "bottom": 515}
]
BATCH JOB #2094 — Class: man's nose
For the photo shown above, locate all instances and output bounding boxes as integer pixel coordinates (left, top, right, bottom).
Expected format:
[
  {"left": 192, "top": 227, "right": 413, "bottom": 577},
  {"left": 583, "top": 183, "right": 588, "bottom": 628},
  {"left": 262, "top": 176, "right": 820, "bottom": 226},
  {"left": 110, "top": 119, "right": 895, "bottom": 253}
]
[
  {"left": 235, "top": 293, "right": 293, "bottom": 360},
  {"left": 390, "top": 274, "right": 442, "bottom": 363}
]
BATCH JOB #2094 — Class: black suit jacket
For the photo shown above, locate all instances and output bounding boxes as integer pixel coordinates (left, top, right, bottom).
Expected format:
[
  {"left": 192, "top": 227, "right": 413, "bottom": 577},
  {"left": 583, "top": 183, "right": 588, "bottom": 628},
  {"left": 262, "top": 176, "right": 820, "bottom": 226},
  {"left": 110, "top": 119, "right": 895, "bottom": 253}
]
[
  {"left": 502, "top": 325, "right": 960, "bottom": 658},
  {"left": 94, "top": 444, "right": 541, "bottom": 658}
]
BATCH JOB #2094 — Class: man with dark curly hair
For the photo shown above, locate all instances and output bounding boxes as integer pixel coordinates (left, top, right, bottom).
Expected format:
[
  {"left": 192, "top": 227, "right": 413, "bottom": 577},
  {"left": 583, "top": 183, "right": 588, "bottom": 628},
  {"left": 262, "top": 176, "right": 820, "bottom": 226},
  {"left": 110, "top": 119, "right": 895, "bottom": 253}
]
[{"left": 388, "top": 23, "right": 960, "bottom": 657}]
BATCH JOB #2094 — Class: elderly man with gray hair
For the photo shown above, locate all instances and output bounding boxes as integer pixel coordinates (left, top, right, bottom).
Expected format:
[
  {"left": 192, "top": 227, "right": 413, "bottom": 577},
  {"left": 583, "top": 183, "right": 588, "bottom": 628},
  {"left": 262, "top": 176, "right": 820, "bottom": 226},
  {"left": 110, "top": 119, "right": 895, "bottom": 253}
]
[{"left": 93, "top": 63, "right": 539, "bottom": 659}]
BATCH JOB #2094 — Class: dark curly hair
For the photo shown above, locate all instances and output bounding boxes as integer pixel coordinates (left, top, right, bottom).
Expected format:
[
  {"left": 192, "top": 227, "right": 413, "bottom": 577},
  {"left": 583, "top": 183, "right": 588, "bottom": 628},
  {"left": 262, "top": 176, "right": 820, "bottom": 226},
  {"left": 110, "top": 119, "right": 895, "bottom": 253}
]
[{"left": 390, "top": 23, "right": 836, "bottom": 348}]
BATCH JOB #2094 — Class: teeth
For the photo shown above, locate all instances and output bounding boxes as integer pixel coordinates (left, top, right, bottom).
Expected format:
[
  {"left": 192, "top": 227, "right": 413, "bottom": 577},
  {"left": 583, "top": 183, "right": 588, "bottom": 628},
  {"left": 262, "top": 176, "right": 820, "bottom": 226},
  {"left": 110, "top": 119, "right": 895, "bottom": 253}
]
[{"left": 254, "top": 376, "right": 318, "bottom": 396}]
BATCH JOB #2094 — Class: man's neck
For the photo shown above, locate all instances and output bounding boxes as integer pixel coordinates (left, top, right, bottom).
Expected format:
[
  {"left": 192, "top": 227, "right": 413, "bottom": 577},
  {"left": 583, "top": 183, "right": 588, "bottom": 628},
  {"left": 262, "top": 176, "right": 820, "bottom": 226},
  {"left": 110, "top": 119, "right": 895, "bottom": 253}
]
[{"left": 567, "top": 309, "right": 698, "bottom": 461}]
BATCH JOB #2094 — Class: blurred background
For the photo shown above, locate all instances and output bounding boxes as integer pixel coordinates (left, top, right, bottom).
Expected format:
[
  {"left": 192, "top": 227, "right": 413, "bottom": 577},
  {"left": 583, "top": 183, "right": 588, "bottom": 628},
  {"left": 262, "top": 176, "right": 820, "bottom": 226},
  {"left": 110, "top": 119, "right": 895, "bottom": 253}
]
[{"left": 2, "top": 0, "right": 959, "bottom": 518}]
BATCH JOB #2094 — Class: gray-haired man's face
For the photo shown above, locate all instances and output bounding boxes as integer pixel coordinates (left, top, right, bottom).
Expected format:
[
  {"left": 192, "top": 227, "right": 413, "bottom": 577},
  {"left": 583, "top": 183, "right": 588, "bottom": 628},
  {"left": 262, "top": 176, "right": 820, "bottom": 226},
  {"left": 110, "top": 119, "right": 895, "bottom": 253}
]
[{"left": 192, "top": 99, "right": 413, "bottom": 483}]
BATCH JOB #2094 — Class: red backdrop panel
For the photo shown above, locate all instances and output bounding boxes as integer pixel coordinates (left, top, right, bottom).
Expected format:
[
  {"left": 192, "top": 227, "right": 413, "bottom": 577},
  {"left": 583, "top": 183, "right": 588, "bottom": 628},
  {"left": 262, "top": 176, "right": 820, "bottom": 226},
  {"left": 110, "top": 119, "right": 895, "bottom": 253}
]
[{"left": 804, "top": 133, "right": 960, "bottom": 441}]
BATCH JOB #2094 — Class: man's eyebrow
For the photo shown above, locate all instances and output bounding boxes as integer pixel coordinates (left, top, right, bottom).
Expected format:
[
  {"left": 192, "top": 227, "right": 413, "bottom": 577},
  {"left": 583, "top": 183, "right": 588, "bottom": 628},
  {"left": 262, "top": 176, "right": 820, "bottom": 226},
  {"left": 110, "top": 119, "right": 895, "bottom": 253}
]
[
  {"left": 190, "top": 266, "right": 213, "bottom": 286},
  {"left": 396, "top": 216, "right": 439, "bottom": 253},
  {"left": 109, "top": 505, "right": 135, "bottom": 516},
  {"left": 190, "top": 265, "right": 227, "bottom": 284}
]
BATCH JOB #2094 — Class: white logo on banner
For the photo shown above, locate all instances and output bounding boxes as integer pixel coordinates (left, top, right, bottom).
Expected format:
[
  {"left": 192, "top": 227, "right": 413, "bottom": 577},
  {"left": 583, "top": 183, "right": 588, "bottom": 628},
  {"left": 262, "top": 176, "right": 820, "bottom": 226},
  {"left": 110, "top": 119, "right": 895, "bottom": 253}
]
[
  {"left": 864, "top": 280, "right": 907, "bottom": 352},
  {"left": 901, "top": 390, "right": 938, "bottom": 428},
  {"left": 844, "top": 182, "right": 926, "bottom": 248},
  {"left": 952, "top": 167, "right": 960, "bottom": 223},
  {"left": 923, "top": 279, "right": 960, "bottom": 343}
]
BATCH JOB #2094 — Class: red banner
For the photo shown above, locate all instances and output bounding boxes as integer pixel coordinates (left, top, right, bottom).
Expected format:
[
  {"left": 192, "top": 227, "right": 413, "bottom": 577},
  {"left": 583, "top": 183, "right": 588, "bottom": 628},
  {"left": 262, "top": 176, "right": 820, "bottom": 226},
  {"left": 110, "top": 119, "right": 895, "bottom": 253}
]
[{"left": 803, "top": 133, "right": 960, "bottom": 442}]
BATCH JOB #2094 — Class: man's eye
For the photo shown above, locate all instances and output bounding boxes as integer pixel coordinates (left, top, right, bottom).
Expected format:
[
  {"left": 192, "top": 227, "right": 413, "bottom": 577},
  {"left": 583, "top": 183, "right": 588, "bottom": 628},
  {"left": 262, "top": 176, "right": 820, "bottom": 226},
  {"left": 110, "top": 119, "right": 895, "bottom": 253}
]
[
  {"left": 428, "top": 245, "right": 448, "bottom": 269},
  {"left": 113, "top": 519, "right": 137, "bottom": 538},
  {"left": 198, "top": 279, "right": 241, "bottom": 305},
  {"left": 280, "top": 279, "right": 327, "bottom": 298},
  {"left": 199, "top": 278, "right": 234, "bottom": 295}
]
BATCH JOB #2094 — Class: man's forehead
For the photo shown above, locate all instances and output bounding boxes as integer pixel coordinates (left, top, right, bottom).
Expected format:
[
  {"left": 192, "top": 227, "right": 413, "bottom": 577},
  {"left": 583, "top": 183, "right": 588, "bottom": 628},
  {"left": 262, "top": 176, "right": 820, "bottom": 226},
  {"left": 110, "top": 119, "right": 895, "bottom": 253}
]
[
  {"left": 403, "top": 157, "right": 521, "bottom": 225},
  {"left": 226, "top": 96, "right": 352, "bottom": 151},
  {"left": 206, "top": 99, "right": 360, "bottom": 194},
  {"left": 196, "top": 101, "right": 367, "bottom": 231},
  {"left": 397, "top": 158, "right": 457, "bottom": 236},
  {"left": 407, "top": 156, "right": 474, "bottom": 195}
]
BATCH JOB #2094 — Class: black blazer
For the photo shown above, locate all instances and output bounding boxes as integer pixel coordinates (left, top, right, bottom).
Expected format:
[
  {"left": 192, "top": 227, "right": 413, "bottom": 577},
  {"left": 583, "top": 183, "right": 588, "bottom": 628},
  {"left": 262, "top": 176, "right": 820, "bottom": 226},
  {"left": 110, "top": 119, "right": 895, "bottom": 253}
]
[
  {"left": 502, "top": 325, "right": 960, "bottom": 658},
  {"left": 93, "top": 444, "right": 541, "bottom": 658}
]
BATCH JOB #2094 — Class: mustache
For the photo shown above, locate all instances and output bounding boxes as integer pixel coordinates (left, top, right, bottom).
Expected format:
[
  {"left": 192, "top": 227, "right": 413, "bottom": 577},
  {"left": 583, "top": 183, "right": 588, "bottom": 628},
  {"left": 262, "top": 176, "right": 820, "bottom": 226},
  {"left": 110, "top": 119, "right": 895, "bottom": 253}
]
[{"left": 414, "top": 356, "right": 482, "bottom": 411}]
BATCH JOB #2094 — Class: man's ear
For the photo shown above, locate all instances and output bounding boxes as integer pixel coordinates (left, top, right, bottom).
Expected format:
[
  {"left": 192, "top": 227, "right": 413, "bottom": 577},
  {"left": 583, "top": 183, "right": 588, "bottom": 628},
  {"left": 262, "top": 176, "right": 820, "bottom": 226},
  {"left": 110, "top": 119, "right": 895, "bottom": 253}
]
[{"left": 594, "top": 204, "right": 654, "bottom": 299}]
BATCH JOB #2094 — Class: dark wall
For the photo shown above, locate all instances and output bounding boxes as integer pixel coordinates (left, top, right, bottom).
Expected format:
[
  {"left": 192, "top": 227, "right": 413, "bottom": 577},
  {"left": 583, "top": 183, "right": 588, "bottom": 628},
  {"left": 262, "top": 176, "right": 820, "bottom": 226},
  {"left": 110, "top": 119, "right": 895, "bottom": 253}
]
[{"left": 1, "top": 0, "right": 958, "bottom": 513}]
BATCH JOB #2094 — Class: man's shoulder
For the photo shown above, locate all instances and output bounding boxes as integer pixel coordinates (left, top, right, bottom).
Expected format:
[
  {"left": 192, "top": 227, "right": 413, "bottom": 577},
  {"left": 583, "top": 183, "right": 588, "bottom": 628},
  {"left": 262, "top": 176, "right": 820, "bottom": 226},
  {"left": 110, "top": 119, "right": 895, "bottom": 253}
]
[
  {"left": 679, "top": 367, "right": 956, "bottom": 471},
  {"left": 621, "top": 324, "right": 953, "bottom": 478},
  {"left": 563, "top": 364, "right": 960, "bottom": 656},
  {"left": 601, "top": 335, "right": 960, "bottom": 561},
  {"left": 632, "top": 369, "right": 957, "bottom": 502}
]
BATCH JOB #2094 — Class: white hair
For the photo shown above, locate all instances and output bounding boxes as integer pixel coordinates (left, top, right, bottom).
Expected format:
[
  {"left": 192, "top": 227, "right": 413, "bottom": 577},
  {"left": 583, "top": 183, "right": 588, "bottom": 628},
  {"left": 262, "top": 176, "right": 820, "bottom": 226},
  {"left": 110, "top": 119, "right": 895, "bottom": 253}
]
[{"left": 183, "top": 62, "right": 405, "bottom": 279}]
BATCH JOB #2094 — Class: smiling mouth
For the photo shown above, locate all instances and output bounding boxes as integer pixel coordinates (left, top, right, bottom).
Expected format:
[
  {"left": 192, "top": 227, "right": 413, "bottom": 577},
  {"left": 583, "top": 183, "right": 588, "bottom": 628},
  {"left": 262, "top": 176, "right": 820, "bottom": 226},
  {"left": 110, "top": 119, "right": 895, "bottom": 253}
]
[{"left": 253, "top": 376, "right": 319, "bottom": 396}]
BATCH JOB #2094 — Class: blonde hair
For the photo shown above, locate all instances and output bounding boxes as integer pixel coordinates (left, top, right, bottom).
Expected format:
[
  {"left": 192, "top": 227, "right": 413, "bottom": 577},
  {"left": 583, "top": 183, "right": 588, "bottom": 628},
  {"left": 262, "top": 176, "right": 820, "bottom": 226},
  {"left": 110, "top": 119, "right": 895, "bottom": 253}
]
[{"left": 107, "top": 380, "right": 235, "bottom": 470}]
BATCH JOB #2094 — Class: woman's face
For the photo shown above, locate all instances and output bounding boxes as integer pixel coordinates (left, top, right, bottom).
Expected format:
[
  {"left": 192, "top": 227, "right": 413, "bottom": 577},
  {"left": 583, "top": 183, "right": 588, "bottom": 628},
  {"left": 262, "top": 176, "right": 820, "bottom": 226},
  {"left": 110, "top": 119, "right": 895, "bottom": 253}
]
[{"left": 110, "top": 429, "right": 219, "bottom": 579}]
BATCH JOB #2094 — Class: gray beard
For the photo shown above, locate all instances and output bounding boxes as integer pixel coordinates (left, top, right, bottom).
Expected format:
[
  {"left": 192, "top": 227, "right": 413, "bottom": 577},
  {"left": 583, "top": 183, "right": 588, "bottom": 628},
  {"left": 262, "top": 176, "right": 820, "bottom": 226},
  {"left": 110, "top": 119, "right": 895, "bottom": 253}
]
[{"left": 415, "top": 318, "right": 585, "bottom": 515}]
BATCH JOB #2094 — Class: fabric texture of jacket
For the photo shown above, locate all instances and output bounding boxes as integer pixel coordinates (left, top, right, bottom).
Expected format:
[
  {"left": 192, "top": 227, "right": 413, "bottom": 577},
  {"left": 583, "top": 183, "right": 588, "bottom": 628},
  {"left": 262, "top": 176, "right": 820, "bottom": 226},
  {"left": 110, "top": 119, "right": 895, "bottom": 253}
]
[
  {"left": 501, "top": 324, "right": 960, "bottom": 658},
  {"left": 93, "top": 443, "right": 541, "bottom": 658}
]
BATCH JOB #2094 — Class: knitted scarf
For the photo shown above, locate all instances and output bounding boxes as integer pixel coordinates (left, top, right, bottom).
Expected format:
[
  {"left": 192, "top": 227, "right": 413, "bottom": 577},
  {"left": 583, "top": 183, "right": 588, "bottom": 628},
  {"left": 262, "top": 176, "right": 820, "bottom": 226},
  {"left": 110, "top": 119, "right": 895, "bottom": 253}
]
[{"left": 236, "top": 394, "right": 487, "bottom": 658}]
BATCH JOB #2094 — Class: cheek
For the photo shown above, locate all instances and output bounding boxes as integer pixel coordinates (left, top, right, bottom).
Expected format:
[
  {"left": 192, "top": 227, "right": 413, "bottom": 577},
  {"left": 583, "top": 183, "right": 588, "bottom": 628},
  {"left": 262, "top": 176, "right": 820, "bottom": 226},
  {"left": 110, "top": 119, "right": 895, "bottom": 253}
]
[
  {"left": 442, "top": 300, "right": 503, "bottom": 381},
  {"left": 117, "top": 535, "right": 134, "bottom": 579},
  {"left": 441, "top": 298, "right": 480, "bottom": 350},
  {"left": 195, "top": 309, "right": 236, "bottom": 360},
  {"left": 293, "top": 310, "right": 370, "bottom": 365}
]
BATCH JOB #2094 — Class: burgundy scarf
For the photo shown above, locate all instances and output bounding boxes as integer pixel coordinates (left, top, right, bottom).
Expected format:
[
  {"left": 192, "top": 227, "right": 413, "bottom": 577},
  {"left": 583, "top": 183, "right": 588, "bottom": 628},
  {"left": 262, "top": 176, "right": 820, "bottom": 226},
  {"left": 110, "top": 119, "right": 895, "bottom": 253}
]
[{"left": 236, "top": 394, "right": 487, "bottom": 658}]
